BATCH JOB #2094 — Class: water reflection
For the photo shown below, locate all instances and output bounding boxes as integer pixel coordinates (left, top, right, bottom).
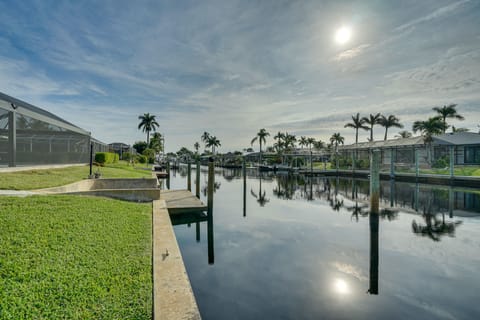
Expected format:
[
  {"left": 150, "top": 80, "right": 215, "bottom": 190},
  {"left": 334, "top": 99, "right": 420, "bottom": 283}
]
[
  {"left": 250, "top": 174, "right": 269, "bottom": 207},
  {"left": 172, "top": 171, "right": 480, "bottom": 320},
  {"left": 170, "top": 210, "right": 215, "bottom": 265}
]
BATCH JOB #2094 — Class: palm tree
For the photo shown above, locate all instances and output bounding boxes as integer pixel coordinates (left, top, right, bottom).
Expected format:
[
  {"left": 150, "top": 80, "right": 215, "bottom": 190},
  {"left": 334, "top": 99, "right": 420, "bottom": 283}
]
[
  {"left": 344, "top": 113, "right": 368, "bottom": 144},
  {"left": 362, "top": 113, "right": 382, "bottom": 141},
  {"left": 433, "top": 104, "right": 464, "bottom": 133},
  {"left": 283, "top": 133, "right": 297, "bottom": 151},
  {"left": 299, "top": 136, "right": 308, "bottom": 149},
  {"left": 412, "top": 116, "right": 446, "bottom": 143},
  {"left": 306, "top": 137, "right": 316, "bottom": 151},
  {"left": 194, "top": 142, "right": 200, "bottom": 154},
  {"left": 379, "top": 115, "right": 403, "bottom": 140},
  {"left": 330, "top": 132, "right": 344, "bottom": 154},
  {"left": 201, "top": 131, "right": 210, "bottom": 149},
  {"left": 395, "top": 130, "right": 412, "bottom": 139},
  {"left": 413, "top": 116, "right": 447, "bottom": 163},
  {"left": 150, "top": 132, "right": 163, "bottom": 153},
  {"left": 206, "top": 136, "right": 221, "bottom": 154},
  {"left": 251, "top": 128, "right": 270, "bottom": 163},
  {"left": 138, "top": 113, "right": 159, "bottom": 145},
  {"left": 313, "top": 140, "right": 325, "bottom": 150},
  {"left": 273, "top": 131, "right": 285, "bottom": 153}
]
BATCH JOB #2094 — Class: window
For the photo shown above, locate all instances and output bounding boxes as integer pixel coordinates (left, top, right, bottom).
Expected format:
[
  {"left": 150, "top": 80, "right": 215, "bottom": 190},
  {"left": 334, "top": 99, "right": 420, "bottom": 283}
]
[{"left": 464, "top": 146, "right": 480, "bottom": 164}]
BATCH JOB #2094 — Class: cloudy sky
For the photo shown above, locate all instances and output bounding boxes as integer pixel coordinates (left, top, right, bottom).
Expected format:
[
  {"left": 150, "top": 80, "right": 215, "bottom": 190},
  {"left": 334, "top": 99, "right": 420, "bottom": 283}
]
[{"left": 0, "top": 0, "right": 479, "bottom": 152}]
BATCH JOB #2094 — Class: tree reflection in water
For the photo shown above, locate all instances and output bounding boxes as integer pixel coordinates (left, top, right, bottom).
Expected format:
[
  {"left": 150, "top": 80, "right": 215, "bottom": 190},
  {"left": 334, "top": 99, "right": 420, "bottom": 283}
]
[
  {"left": 251, "top": 175, "right": 269, "bottom": 207},
  {"left": 412, "top": 209, "right": 462, "bottom": 242}
]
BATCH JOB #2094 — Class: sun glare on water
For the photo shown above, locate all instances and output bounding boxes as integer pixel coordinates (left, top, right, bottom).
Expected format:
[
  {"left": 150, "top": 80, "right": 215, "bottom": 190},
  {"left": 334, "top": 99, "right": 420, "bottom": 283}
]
[{"left": 335, "top": 26, "right": 352, "bottom": 45}]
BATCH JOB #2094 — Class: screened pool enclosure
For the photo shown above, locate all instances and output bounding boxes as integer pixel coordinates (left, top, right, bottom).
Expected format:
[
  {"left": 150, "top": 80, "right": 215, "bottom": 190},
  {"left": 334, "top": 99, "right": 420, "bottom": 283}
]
[{"left": 0, "top": 92, "right": 107, "bottom": 167}]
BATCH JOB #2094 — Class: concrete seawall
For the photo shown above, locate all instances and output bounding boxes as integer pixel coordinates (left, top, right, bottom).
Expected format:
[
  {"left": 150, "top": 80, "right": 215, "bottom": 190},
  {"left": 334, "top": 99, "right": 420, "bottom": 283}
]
[{"left": 153, "top": 200, "right": 201, "bottom": 320}]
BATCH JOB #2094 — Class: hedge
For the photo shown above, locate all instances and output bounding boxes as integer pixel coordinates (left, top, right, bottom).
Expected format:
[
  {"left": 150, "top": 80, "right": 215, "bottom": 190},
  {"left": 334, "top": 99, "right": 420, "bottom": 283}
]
[{"left": 95, "top": 152, "right": 119, "bottom": 164}]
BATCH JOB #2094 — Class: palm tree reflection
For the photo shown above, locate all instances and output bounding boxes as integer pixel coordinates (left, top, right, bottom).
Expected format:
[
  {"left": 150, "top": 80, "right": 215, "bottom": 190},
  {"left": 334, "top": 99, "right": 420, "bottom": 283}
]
[
  {"left": 251, "top": 175, "right": 269, "bottom": 207},
  {"left": 412, "top": 210, "right": 462, "bottom": 242}
]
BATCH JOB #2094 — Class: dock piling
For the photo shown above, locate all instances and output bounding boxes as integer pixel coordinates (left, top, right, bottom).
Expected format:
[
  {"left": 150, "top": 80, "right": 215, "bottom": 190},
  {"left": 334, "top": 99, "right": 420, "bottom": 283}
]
[
  {"left": 207, "top": 157, "right": 215, "bottom": 264},
  {"left": 368, "top": 149, "right": 380, "bottom": 295},
  {"left": 187, "top": 162, "right": 191, "bottom": 191},
  {"left": 196, "top": 159, "right": 200, "bottom": 198}
]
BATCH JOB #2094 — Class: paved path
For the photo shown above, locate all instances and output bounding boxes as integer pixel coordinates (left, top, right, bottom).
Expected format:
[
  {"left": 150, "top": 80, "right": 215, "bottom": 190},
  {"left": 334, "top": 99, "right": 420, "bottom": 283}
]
[
  {"left": 0, "top": 163, "right": 86, "bottom": 173},
  {"left": 0, "top": 190, "right": 37, "bottom": 196}
]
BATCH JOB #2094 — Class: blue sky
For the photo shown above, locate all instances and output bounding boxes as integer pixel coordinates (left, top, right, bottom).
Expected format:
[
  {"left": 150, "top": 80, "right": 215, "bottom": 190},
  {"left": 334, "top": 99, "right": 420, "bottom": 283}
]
[{"left": 1, "top": 0, "right": 479, "bottom": 152}]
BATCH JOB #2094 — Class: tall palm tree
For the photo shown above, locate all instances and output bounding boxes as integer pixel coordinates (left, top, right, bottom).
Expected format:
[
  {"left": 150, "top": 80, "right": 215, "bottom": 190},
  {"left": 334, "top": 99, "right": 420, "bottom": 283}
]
[
  {"left": 299, "top": 136, "right": 308, "bottom": 149},
  {"left": 201, "top": 131, "right": 210, "bottom": 148},
  {"left": 395, "top": 130, "right": 412, "bottom": 139},
  {"left": 330, "top": 132, "right": 344, "bottom": 154},
  {"left": 379, "top": 115, "right": 403, "bottom": 140},
  {"left": 283, "top": 133, "right": 297, "bottom": 151},
  {"left": 344, "top": 113, "right": 368, "bottom": 144},
  {"left": 306, "top": 137, "right": 316, "bottom": 151},
  {"left": 206, "top": 136, "right": 221, "bottom": 154},
  {"left": 138, "top": 113, "right": 159, "bottom": 145},
  {"left": 433, "top": 104, "right": 464, "bottom": 133},
  {"left": 412, "top": 116, "right": 446, "bottom": 143},
  {"left": 273, "top": 131, "right": 285, "bottom": 153},
  {"left": 313, "top": 140, "right": 325, "bottom": 150},
  {"left": 251, "top": 128, "right": 270, "bottom": 163},
  {"left": 362, "top": 113, "right": 382, "bottom": 142},
  {"left": 413, "top": 116, "right": 446, "bottom": 164}
]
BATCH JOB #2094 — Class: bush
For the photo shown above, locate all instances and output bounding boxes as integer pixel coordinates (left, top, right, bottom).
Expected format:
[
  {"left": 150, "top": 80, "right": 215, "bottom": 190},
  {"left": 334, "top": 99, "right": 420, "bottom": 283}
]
[
  {"left": 142, "top": 148, "right": 156, "bottom": 164},
  {"left": 122, "top": 152, "right": 132, "bottom": 161},
  {"left": 433, "top": 156, "right": 449, "bottom": 169},
  {"left": 95, "top": 152, "right": 119, "bottom": 164},
  {"left": 137, "top": 155, "right": 148, "bottom": 164}
]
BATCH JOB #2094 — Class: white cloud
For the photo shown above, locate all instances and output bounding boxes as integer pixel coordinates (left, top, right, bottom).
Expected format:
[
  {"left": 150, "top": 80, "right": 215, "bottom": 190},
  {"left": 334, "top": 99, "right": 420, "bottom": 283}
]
[{"left": 333, "top": 44, "right": 371, "bottom": 61}]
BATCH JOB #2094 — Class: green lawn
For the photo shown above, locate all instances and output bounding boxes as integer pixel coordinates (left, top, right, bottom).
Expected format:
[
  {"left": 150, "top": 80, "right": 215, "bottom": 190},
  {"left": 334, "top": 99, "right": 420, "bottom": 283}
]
[
  {"left": 0, "top": 161, "right": 153, "bottom": 190},
  {"left": 0, "top": 195, "right": 152, "bottom": 320}
]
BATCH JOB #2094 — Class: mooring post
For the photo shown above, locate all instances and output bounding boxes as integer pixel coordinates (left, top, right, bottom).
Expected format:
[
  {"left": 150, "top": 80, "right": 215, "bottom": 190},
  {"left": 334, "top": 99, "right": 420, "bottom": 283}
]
[
  {"left": 166, "top": 161, "right": 170, "bottom": 189},
  {"left": 8, "top": 110, "right": 16, "bottom": 167},
  {"left": 196, "top": 222, "right": 200, "bottom": 242},
  {"left": 207, "top": 157, "right": 215, "bottom": 264},
  {"left": 352, "top": 151, "right": 355, "bottom": 176},
  {"left": 310, "top": 151, "right": 313, "bottom": 174},
  {"left": 368, "top": 149, "right": 380, "bottom": 295},
  {"left": 449, "top": 145, "right": 455, "bottom": 179},
  {"left": 390, "top": 148, "right": 395, "bottom": 179},
  {"left": 196, "top": 159, "right": 200, "bottom": 198},
  {"left": 187, "top": 161, "right": 192, "bottom": 191},
  {"left": 449, "top": 186, "right": 454, "bottom": 218},
  {"left": 370, "top": 149, "right": 380, "bottom": 214},
  {"left": 243, "top": 157, "right": 247, "bottom": 217},
  {"left": 415, "top": 148, "right": 419, "bottom": 179},
  {"left": 89, "top": 142, "right": 93, "bottom": 177}
]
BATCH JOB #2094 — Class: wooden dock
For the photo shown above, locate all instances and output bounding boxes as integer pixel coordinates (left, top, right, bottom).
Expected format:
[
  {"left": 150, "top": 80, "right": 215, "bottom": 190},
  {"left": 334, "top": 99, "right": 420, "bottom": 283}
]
[{"left": 161, "top": 189, "right": 207, "bottom": 214}]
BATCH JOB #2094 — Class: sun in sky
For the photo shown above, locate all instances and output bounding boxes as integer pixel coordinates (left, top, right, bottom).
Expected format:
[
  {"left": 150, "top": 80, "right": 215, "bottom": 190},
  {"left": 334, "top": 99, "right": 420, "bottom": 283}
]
[{"left": 335, "top": 26, "right": 352, "bottom": 45}]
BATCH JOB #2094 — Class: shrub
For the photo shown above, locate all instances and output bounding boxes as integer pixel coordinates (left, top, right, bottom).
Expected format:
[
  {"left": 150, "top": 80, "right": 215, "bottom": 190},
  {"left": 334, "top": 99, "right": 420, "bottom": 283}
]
[
  {"left": 433, "top": 156, "right": 449, "bottom": 169},
  {"left": 137, "top": 155, "right": 148, "bottom": 164},
  {"left": 95, "top": 152, "right": 119, "bottom": 164},
  {"left": 142, "top": 148, "right": 156, "bottom": 164}
]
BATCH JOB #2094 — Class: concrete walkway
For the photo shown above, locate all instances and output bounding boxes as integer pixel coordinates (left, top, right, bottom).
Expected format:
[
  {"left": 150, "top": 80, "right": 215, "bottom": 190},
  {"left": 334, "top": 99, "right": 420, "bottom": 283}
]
[
  {"left": 153, "top": 200, "right": 201, "bottom": 320},
  {"left": 0, "top": 190, "right": 37, "bottom": 196},
  {"left": 0, "top": 163, "right": 86, "bottom": 173}
]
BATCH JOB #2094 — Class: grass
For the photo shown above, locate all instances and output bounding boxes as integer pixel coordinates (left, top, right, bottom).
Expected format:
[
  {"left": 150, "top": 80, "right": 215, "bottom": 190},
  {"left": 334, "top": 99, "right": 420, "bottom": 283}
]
[
  {"left": 419, "top": 166, "right": 480, "bottom": 176},
  {"left": 0, "top": 161, "right": 153, "bottom": 190},
  {"left": 0, "top": 195, "right": 152, "bottom": 320}
]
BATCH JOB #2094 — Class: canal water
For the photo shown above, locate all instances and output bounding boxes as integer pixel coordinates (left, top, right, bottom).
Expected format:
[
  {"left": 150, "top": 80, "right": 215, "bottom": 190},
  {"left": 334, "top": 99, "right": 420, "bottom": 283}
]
[{"left": 168, "top": 167, "right": 480, "bottom": 320}]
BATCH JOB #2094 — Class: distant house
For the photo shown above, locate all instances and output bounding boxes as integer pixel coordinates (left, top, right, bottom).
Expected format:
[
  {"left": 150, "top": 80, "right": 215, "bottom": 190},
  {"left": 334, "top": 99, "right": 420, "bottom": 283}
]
[
  {"left": 338, "top": 132, "right": 480, "bottom": 167},
  {"left": 108, "top": 142, "right": 132, "bottom": 159}
]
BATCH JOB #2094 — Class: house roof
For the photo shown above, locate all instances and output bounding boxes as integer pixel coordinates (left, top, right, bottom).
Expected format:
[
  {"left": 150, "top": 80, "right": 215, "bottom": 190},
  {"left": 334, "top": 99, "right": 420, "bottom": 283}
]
[
  {"left": 340, "top": 132, "right": 480, "bottom": 150},
  {"left": 340, "top": 136, "right": 425, "bottom": 150},
  {"left": 0, "top": 91, "right": 89, "bottom": 135},
  {"left": 433, "top": 132, "right": 480, "bottom": 145}
]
